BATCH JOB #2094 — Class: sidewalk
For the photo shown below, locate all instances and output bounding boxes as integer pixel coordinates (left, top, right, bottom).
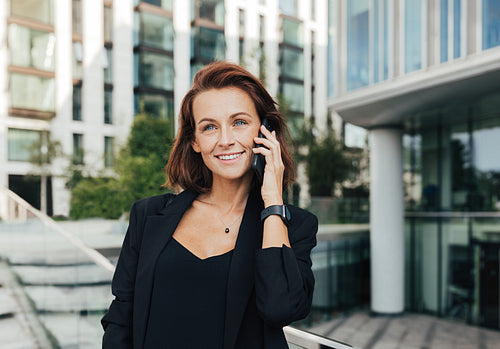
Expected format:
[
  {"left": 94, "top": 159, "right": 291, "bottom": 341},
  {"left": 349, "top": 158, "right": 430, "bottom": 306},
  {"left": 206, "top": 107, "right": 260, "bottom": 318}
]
[{"left": 309, "top": 310, "right": 500, "bottom": 349}]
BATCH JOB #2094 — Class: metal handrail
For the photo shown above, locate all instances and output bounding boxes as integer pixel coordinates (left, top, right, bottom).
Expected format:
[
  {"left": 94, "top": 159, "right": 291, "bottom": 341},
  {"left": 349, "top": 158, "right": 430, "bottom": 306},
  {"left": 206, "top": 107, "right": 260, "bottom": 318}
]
[
  {"left": 0, "top": 186, "right": 115, "bottom": 273},
  {"left": 284, "top": 326, "right": 356, "bottom": 349}
]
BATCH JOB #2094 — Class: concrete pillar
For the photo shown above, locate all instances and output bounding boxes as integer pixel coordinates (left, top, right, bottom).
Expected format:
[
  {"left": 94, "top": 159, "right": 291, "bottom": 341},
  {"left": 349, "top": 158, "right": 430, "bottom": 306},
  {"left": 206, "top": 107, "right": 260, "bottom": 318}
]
[
  {"left": 370, "top": 127, "right": 405, "bottom": 314},
  {"left": 0, "top": 1, "right": 8, "bottom": 192},
  {"left": 173, "top": 0, "right": 191, "bottom": 132}
]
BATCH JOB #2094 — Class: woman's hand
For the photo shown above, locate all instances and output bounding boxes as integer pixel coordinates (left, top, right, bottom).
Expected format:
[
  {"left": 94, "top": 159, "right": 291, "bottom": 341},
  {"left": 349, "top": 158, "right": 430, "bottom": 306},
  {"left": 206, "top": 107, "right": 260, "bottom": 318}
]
[{"left": 253, "top": 125, "right": 285, "bottom": 207}]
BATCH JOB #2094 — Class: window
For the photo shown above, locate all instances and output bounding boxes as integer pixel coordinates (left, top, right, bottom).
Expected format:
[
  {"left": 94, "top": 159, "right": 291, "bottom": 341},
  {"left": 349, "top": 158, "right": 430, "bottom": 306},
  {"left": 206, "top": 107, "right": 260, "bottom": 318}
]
[
  {"left": 282, "top": 17, "right": 303, "bottom": 47},
  {"left": 72, "top": 0, "right": 82, "bottom": 35},
  {"left": 10, "top": 0, "right": 54, "bottom": 25},
  {"left": 104, "top": 136, "right": 114, "bottom": 167},
  {"left": 280, "top": 47, "right": 304, "bottom": 80},
  {"left": 239, "top": 9, "right": 245, "bottom": 61},
  {"left": 134, "top": 92, "right": 174, "bottom": 123},
  {"left": 73, "top": 84, "right": 82, "bottom": 121},
  {"left": 104, "top": 6, "right": 113, "bottom": 42},
  {"left": 194, "top": 0, "right": 225, "bottom": 26},
  {"left": 135, "top": 52, "right": 174, "bottom": 90},
  {"left": 135, "top": 12, "right": 174, "bottom": 51},
  {"left": 453, "top": 0, "right": 461, "bottom": 59},
  {"left": 73, "top": 133, "right": 84, "bottom": 165},
  {"left": 141, "top": 0, "right": 173, "bottom": 11},
  {"left": 440, "top": 0, "right": 448, "bottom": 62},
  {"left": 8, "top": 24, "right": 55, "bottom": 71},
  {"left": 104, "top": 47, "right": 113, "bottom": 84},
  {"left": 73, "top": 41, "right": 83, "bottom": 79},
  {"left": 482, "top": 0, "right": 500, "bottom": 50},
  {"left": 10, "top": 73, "right": 55, "bottom": 112},
  {"left": 8, "top": 128, "right": 41, "bottom": 162},
  {"left": 347, "top": 0, "right": 369, "bottom": 90},
  {"left": 105, "top": 89, "right": 113, "bottom": 124},
  {"left": 404, "top": 0, "right": 422, "bottom": 73},
  {"left": 281, "top": 81, "right": 304, "bottom": 113},
  {"left": 279, "top": 0, "right": 297, "bottom": 17},
  {"left": 192, "top": 26, "right": 226, "bottom": 61}
]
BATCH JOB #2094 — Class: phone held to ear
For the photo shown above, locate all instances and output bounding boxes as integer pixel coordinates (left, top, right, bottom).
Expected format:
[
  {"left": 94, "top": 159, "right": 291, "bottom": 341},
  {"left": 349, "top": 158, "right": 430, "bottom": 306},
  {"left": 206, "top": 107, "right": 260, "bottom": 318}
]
[{"left": 252, "top": 118, "right": 273, "bottom": 183}]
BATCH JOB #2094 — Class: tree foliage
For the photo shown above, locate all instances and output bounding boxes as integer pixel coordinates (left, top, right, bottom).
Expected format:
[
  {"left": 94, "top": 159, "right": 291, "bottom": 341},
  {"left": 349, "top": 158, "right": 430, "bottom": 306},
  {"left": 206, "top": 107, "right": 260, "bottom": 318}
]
[{"left": 70, "top": 113, "right": 174, "bottom": 219}]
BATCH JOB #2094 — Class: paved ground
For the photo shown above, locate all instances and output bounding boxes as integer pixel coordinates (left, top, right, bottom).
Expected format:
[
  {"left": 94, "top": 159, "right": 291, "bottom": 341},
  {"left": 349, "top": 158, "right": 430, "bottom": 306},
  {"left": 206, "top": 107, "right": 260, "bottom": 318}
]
[{"left": 309, "top": 310, "right": 500, "bottom": 349}]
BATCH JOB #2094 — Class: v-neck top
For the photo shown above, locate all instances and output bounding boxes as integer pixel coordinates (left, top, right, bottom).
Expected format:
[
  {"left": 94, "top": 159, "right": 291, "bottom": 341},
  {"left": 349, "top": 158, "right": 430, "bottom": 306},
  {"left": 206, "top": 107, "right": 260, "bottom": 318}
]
[{"left": 144, "top": 238, "right": 233, "bottom": 349}]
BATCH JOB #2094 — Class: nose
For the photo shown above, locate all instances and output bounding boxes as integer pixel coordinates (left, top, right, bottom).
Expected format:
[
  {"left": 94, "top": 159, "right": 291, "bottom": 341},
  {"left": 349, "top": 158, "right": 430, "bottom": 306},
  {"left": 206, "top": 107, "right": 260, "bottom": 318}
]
[{"left": 218, "top": 126, "right": 235, "bottom": 147}]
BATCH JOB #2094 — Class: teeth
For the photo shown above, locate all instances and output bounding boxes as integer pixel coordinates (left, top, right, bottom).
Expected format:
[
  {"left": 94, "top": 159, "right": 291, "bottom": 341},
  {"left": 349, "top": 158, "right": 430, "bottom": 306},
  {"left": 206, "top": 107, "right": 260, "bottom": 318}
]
[{"left": 218, "top": 153, "right": 242, "bottom": 160}]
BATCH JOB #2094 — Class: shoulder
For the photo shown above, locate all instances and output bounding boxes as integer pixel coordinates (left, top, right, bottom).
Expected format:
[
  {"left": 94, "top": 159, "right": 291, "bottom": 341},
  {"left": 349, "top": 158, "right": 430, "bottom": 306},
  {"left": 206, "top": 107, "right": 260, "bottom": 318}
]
[{"left": 132, "top": 192, "right": 176, "bottom": 216}]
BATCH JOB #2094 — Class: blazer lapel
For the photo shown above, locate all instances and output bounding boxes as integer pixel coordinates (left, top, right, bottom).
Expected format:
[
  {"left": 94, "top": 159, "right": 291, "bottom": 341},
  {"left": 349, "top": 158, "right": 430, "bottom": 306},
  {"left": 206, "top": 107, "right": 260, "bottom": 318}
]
[
  {"left": 133, "top": 189, "right": 198, "bottom": 349},
  {"left": 223, "top": 188, "right": 264, "bottom": 349}
]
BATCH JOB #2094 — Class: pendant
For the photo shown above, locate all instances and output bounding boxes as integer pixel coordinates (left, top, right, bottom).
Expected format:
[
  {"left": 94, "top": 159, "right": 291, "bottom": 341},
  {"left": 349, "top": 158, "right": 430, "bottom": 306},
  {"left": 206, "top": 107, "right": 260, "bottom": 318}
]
[{"left": 225, "top": 228, "right": 230, "bottom": 233}]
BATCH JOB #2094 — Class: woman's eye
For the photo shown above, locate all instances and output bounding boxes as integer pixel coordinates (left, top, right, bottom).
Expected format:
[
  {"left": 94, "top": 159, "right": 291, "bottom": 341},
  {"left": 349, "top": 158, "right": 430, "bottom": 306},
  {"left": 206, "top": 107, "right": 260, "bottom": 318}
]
[
  {"left": 203, "top": 124, "right": 216, "bottom": 131},
  {"left": 234, "top": 120, "right": 247, "bottom": 126}
]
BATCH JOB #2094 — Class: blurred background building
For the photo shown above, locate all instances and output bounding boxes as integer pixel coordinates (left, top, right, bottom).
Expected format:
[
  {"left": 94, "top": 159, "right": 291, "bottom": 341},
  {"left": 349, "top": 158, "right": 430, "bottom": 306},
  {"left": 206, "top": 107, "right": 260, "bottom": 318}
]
[
  {"left": 0, "top": 0, "right": 327, "bottom": 217},
  {"left": 327, "top": 0, "right": 500, "bottom": 329}
]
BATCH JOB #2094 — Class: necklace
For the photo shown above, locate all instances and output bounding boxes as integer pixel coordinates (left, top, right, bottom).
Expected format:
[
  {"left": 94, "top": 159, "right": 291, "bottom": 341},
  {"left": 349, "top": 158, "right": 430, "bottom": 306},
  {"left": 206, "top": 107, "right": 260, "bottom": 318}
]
[{"left": 207, "top": 196, "right": 244, "bottom": 234}]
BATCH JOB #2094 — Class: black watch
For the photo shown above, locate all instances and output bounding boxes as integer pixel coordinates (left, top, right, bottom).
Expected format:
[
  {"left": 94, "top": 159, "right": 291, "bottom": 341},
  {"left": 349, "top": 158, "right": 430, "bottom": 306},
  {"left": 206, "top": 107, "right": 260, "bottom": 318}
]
[{"left": 261, "top": 205, "right": 291, "bottom": 226}]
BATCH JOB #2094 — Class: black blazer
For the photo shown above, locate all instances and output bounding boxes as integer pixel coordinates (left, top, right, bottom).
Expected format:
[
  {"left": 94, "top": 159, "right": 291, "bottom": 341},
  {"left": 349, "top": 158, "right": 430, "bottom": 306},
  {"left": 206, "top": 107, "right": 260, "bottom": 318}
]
[{"left": 101, "top": 188, "right": 318, "bottom": 349}]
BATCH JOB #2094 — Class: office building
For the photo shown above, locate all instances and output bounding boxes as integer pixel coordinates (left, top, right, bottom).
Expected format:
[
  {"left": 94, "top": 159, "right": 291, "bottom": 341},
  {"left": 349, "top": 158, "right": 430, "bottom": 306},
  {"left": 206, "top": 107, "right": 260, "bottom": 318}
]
[
  {"left": 0, "top": 0, "right": 328, "bottom": 216},
  {"left": 328, "top": 0, "right": 500, "bottom": 329}
]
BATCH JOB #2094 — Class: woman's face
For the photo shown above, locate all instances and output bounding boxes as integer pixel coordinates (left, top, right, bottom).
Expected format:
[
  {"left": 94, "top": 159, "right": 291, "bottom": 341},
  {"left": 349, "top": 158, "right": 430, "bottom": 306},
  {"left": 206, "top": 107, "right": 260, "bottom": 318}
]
[{"left": 191, "top": 87, "right": 261, "bottom": 183}]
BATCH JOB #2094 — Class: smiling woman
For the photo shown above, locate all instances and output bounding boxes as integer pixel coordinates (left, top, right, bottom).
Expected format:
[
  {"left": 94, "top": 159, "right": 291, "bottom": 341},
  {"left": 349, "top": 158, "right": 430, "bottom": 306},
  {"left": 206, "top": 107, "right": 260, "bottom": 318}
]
[{"left": 101, "top": 61, "right": 318, "bottom": 349}]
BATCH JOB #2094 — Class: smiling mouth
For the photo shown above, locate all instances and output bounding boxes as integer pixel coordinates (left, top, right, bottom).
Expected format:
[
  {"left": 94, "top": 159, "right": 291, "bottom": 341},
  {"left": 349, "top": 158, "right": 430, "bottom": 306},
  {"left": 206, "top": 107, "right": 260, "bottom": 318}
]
[{"left": 216, "top": 152, "right": 243, "bottom": 160}]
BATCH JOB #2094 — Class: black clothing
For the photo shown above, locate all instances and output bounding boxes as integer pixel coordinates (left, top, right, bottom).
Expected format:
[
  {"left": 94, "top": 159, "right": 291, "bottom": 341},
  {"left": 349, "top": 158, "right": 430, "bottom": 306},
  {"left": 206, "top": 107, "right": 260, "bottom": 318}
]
[
  {"left": 144, "top": 238, "right": 232, "bottom": 349},
  {"left": 102, "top": 188, "right": 318, "bottom": 349}
]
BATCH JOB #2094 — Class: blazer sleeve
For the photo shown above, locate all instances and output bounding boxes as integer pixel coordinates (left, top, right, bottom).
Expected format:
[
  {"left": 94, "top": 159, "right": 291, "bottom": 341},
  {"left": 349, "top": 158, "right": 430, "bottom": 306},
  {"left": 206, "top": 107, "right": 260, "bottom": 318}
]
[
  {"left": 254, "top": 210, "right": 318, "bottom": 328},
  {"left": 101, "top": 202, "right": 142, "bottom": 349}
]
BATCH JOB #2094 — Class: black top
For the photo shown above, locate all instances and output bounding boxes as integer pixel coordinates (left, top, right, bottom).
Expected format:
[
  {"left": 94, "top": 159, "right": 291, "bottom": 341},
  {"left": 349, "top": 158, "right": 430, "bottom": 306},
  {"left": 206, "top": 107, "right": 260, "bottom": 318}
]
[{"left": 144, "top": 238, "right": 233, "bottom": 349}]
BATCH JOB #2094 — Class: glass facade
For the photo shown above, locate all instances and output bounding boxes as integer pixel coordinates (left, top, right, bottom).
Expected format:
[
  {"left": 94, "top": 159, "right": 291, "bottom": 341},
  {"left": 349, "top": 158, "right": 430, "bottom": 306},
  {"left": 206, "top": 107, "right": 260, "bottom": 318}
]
[
  {"left": 134, "top": 52, "right": 174, "bottom": 90},
  {"left": 482, "top": 0, "right": 500, "bottom": 50},
  {"left": 191, "top": 26, "right": 225, "bottom": 61},
  {"left": 135, "top": 11, "right": 174, "bottom": 51},
  {"left": 346, "top": 0, "right": 369, "bottom": 90},
  {"left": 192, "top": 0, "right": 225, "bottom": 26},
  {"left": 281, "top": 81, "right": 304, "bottom": 113},
  {"left": 72, "top": 134, "right": 84, "bottom": 165},
  {"left": 282, "top": 17, "right": 303, "bottom": 47},
  {"left": 73, "top": 42, "right": 83, "bottom": 79},
  {"left": 10, "top": 73, "right": 55, "bottom": 112},
  {"left": 279, "top": 0, "right": 297, "bottom": 17},
  {"left": 139, "top": 0, "right": 173, "bottom": 11},
  {"left": 73, "top": 84, "right": 82, "bottom": 121},
  {"left": 7, "top": 128, "right": 41, "bottom": 162},
  {"left": 104, "top": 47, "right": 113, "bottom": 85},
  {"left": 280, "top": 47, "right": 304, "bottom": 81},
  {"left": 404, "top": 0, "right": 422, "bottom": 73},
  {"left": 104, "top": 137, "right": 114, "bottom": 167},
  {"left": 404, "top": 92, "right": 500, "bottom": 329},
  {"left": 453, "top": 0, "right": 461, "bottom": 59},
  {"left": 72, "top": 0, "right": 82, "bottom": 35},
  {"left": 10, "top": 0, "right": 54, "bottom": 24},
  {"left": 104, "top": 6, "right": 113, "bottom": 43},
  {"left": 104, "top": 89, "right": 113, "bottom": 124},
  {"left": 134, "top": 93, "right": 174, "bottom": 121},
  {"left": 8, "top": 24, "right": 55, "bottom": 71},
  {"left": 440, "top": 0, "right": 448, "bottom": 63}
]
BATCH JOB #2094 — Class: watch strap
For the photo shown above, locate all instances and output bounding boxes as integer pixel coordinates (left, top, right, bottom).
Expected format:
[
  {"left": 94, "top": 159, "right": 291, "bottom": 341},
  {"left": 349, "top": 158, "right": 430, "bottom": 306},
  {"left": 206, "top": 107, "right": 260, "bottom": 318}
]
[{"left": 261, "top": 205, "right": 290, "bottom": 226}]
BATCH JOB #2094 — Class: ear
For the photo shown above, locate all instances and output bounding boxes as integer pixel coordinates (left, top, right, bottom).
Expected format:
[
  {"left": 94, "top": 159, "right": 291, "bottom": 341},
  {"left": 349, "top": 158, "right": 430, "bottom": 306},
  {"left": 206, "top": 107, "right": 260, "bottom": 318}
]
[{"left": 191, "top": 139, "right": 201, "bottom": 153}]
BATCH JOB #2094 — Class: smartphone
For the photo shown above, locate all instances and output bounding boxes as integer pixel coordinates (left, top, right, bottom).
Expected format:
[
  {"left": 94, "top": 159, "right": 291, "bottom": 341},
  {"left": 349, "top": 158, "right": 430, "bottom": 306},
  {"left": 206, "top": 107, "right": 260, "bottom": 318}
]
[{"left": 252, "top": 118, "right": 273, "bottom": 182}]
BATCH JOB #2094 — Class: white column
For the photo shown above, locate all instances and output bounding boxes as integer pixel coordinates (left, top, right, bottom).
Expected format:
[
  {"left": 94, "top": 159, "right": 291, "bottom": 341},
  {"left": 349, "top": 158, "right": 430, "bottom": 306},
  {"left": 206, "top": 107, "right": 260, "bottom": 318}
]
[
  {"left": 370, "top": 127, "right": 405, "bottom": 314},
  {"left": 0, "top": 1, "right": 8, "bottom": 191},
  {"left": 173, "top": 0, "right": 191, "bottom": 133},
  {"left": 113, "top": 0, "right": 134, "bottom": 147},
  {"left": 51, "top": 0, "right": 72, "bottom": 216},
  {"left": 82, "top": 0, "right": 104, "bottom": 172}
]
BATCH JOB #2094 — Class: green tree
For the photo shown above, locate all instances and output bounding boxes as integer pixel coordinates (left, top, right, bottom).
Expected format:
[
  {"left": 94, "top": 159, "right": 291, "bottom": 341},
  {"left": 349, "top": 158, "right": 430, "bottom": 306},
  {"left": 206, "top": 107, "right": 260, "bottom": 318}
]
[
  {"left": 70, "top": 113, "right": 175, "bottom": 219},
  {"left": 306, "top": 128, "right": 351, "bottom": 197}
]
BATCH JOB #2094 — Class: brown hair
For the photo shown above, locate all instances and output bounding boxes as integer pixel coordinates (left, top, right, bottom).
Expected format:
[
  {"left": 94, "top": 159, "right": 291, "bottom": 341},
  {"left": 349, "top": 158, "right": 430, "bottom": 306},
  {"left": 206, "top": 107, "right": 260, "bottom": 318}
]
[{"left": 165, "top": 61, "right": 295, "bottom": 193}]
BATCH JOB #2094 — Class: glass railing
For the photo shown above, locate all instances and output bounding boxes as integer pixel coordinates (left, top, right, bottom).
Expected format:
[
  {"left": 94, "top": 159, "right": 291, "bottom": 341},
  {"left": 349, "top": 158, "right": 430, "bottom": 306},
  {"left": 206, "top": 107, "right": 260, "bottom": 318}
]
[
  {"left": 405, "top": 211, "right": 500, "bottom": 330},
  {"left": 0, "top": 187, "right": 114, "bottom": 348}
]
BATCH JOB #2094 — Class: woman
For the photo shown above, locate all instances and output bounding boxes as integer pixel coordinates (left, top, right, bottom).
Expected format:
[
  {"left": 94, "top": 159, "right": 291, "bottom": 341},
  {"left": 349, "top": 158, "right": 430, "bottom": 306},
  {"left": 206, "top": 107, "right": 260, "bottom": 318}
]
[{"left": 101, "top": 61, "right": 318, "bottom": 348}]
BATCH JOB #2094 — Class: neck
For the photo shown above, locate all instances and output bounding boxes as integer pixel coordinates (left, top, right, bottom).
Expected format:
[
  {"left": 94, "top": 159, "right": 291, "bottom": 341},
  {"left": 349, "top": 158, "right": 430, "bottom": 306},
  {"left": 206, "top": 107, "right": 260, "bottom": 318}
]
[{"left": 207, "top": 174, "right": 253, "bottom": 212}]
